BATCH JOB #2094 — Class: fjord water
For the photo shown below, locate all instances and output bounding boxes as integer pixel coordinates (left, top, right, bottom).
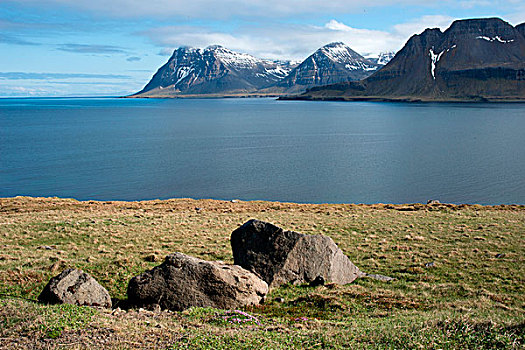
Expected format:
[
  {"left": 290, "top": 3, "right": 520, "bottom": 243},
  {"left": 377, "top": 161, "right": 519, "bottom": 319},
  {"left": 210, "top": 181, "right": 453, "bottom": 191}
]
[{"left": 1, "top": 98, "right": 524, "bottom": 204}]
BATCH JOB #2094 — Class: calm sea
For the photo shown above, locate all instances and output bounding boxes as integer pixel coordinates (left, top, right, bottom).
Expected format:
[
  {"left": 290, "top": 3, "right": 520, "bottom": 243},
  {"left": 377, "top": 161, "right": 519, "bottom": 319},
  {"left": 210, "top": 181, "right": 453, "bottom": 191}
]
[{"left": 1, "top": 98, "right": 524, "bottom": 204}]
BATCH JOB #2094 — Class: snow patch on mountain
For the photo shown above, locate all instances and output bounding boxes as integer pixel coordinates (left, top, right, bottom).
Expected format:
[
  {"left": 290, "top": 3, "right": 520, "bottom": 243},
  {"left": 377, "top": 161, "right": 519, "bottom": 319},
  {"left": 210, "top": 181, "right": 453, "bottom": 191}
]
[
  {"left": 476, "top": 36, "right": 514, "bottom": 43},
  {"left": 209, "top": 46, "right": 262, "bottom": 69},
  {"left": 429, "top": 48, "right": 445, "bottom": 80},
  {"left": 175, "top": 67, "right": 193, "bottom": 85},
  {"left": 345, "top": 62, "right": 377, "bottom": 71},
  {"left": 320, "top": 42, "right": 360, "bottom": 63},
  {"left": 365, "top": 51, "right": 396, "bottom": 66},
  {"left": 264, "top": 66, "right": 290, "bottom": 78}
]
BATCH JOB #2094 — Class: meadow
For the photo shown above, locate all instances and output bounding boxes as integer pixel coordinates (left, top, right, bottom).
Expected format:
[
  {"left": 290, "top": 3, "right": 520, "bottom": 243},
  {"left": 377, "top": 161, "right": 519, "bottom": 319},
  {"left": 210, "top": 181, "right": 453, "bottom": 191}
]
[{"left": 0, "top": 197, "right": 523, "bottom": 349}]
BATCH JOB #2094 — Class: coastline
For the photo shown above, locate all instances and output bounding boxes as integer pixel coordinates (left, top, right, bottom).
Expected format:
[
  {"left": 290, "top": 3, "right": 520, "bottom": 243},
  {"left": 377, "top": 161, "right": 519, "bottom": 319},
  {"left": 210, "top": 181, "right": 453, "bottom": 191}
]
[
  {"left": 278, "top": 95, "right": 525, "bottom": 103},
  {"left": 2, "top": 196, "right": 524, "bottom": 210},
  {"left": 124, "top": 93, "right": 525, "bottom": 103}
]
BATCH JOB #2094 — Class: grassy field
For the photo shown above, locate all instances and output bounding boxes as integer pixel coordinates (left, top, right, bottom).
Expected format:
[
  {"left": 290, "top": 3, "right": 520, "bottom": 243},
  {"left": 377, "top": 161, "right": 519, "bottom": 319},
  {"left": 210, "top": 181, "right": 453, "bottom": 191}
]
[{"left": 0, "top": 197, "right": 524, "bottom": 349}]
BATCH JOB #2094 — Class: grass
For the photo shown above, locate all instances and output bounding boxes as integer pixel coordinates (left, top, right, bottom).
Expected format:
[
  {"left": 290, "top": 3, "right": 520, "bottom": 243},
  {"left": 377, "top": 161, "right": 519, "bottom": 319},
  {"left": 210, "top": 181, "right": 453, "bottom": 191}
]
[{"left": 0, "top": 196, "right": 523, "bottom": 349}]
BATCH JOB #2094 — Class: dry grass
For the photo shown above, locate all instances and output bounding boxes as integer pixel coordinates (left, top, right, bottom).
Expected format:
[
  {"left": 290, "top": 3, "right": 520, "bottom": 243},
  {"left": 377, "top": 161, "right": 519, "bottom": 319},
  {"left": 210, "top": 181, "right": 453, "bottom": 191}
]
[{"left": 0, "top": 197, "right": 524, "bottom": 349}]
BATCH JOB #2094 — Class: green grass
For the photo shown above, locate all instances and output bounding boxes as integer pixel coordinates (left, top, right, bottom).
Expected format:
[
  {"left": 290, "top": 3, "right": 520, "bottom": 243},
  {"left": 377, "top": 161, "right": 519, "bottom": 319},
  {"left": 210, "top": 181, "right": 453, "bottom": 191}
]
[{"left": 0, "top": 197, "right": 523, "bottom": 349}]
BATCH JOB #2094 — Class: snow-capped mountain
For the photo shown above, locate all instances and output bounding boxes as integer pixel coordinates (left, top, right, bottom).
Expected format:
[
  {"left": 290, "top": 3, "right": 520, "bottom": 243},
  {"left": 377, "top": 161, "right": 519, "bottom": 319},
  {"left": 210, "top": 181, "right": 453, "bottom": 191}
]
[
  {"left": 295, "top": 18, "right": 525, "bottom": 102},
  {"left": 135, "top": 46, "right": 296, "bottom": 96},
  {"left": 271, "top": 42, "right": 380, "bottom": 93},
  {"left": 366, "top": 52, "right": 396, "bottom": 66}
]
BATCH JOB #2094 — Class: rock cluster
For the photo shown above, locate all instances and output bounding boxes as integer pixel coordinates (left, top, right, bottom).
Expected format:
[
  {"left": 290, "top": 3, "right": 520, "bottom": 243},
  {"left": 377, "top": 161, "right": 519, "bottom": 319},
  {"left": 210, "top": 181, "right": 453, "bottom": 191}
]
[{"left": 39, "top": 220, "right": 361, "bottom": 311}]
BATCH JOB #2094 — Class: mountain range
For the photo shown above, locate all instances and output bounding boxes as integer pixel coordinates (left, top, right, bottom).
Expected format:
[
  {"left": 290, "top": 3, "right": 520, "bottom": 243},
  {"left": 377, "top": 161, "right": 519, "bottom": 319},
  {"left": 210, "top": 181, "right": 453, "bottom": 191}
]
[
  {"left": 132, "top": 43, "right": 390, "bottom": 97},
  {"left": 259, "top": 42, "right": 382, "bottom": 94},
  {"left": 288, "top": 18, "right": 525, "bottom": 102}
]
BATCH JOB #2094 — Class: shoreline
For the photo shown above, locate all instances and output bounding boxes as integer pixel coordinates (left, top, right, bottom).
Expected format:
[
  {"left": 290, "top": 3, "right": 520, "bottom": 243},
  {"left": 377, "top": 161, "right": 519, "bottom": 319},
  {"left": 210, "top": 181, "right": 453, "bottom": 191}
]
[
  {"left": 278, "top": 95, "right": 525, "bottom": 103},
  {"left": 2, "top": 196, "right": 524, "bottom": 211}
]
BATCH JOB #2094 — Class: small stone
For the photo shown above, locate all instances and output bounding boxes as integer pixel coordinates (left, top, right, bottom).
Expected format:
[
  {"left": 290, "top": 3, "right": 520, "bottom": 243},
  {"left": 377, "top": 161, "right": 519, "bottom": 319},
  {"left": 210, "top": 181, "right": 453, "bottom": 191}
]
[
  {"left": 274, "top": 297, "right": 285, "bottom": 303},
  {"left": 424, "top": 262, "right": 435, "bottom": 268},
  {"left": 363, "top": 273, "right": 395, "bottom": 282},
  {"left": 38, "top": 269, "right": 111, "bottom": 308}
]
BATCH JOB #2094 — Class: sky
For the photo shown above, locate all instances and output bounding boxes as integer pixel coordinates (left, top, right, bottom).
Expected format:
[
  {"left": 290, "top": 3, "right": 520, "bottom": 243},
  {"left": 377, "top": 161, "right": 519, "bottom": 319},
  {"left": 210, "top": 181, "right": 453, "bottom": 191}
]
[{"left": 0, "top": 0, "right": 524, "bottom": 97}]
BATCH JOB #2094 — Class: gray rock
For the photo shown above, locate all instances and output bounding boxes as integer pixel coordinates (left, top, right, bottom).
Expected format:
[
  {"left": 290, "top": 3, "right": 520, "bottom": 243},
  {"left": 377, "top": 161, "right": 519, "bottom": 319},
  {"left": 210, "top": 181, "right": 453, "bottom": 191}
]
[
  {"left": 231, "top": 219, "right": 362, "bottom": 288},
  {"left": 38, "top": 269, "right": 111, "bottom": 308},
  {"left": 127, "top": 252, "right": 268, "bottom": 311},
  {"left": 362, "top": 273, "right": 395, "bottom": 282}
]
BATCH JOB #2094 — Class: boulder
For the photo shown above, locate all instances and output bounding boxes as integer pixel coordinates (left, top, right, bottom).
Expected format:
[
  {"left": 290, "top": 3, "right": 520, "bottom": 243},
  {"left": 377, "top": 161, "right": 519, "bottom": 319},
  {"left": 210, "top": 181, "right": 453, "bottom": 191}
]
[
  {"left": 38, "top": 269, "right": 112, "bottom": 308},
  {"left": 231, "top": 219, "right": 362, "bottom": 288},
  {"left": 127, "top": 252, "right": 268, "bottom": 311}
]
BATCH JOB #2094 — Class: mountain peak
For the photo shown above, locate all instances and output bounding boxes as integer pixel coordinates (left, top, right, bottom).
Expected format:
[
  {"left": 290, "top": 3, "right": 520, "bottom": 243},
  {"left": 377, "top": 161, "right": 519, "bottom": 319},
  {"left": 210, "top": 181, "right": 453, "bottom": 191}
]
[
  {"left": 322, "top": 42, "right": 346, "bottom": 48},
  {"left": 316, "top": 42, "right": 366, "bottom": 64},
  {"left": 171, "top": 46, "right": 199, "bottom": 55},
  {"left": 206, "top": 45, "right": 224, "bottom": 51},
  {"left": 445, "top": 17, "right": 515, "bottom": 39},
  {"left": 449, "top": 17, "right": 509, "bottom": 28},
  {"left": 273, "top": 42, "right": 379, "bottom": 92}
]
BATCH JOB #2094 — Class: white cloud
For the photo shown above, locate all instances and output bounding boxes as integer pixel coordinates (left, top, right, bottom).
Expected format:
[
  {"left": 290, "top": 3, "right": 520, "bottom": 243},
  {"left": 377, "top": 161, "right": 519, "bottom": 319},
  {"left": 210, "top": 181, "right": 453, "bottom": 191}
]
[
  {"left": 142, "top": 20, "right": 409, "bottom": 61},
  {"left": 141, "top": 14, "right": 467, "bottom": 61}
]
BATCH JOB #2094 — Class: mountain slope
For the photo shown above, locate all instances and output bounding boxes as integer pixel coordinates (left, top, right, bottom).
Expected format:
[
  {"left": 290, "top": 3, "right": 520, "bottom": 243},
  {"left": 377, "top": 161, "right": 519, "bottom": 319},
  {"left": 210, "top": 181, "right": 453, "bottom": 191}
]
[
  {"left": 265, "top": 42, "right": 380, "bottom": 94},
  {"left": 292, "top": 18, "right": 525, "bottom": 102},
  {"left": 517, "top": 22, "right": 525, "bottom": 38},
  {"left": 134, "top": 46, "right": 295, "bottom": 97}
]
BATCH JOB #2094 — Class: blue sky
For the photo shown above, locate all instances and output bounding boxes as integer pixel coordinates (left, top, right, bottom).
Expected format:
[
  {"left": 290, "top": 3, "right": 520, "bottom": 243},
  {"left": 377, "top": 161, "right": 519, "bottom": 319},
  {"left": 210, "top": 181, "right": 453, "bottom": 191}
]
[{"left": 1, "top": 0, "right": 523, "bottom": 97}]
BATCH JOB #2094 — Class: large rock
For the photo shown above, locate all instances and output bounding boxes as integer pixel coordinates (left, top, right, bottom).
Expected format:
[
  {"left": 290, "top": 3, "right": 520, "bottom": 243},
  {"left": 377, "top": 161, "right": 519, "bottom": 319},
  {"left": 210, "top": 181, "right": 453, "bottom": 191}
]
[
  {"left": 231, "top": 219, "right": 362, "bottom": 288},
  {"left": 127, "top": 252, "right": 268, "bottom": 311},
  {"left": 38, "top": 269, "right": 112, "bottom": 308}
]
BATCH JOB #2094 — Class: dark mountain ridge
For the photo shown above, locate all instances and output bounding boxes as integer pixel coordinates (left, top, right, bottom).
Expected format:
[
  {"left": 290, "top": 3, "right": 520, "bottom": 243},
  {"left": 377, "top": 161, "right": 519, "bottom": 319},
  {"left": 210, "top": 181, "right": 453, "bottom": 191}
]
[{"left": 291, "top": 18, "right": 525, "bottom": 102}]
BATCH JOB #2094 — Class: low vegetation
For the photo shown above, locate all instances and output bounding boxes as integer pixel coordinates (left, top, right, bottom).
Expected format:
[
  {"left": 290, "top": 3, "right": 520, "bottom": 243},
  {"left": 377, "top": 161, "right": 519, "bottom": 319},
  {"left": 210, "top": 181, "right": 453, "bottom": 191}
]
[{"left": 0, "top": 197, "right": 523, "bottom": 349}]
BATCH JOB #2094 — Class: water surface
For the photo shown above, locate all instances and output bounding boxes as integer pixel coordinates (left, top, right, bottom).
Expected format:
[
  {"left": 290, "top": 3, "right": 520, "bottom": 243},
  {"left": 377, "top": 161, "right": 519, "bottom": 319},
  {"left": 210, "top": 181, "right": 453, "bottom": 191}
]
[{"left": 1, "top": 98, "right": 524, "bottom": 204}]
